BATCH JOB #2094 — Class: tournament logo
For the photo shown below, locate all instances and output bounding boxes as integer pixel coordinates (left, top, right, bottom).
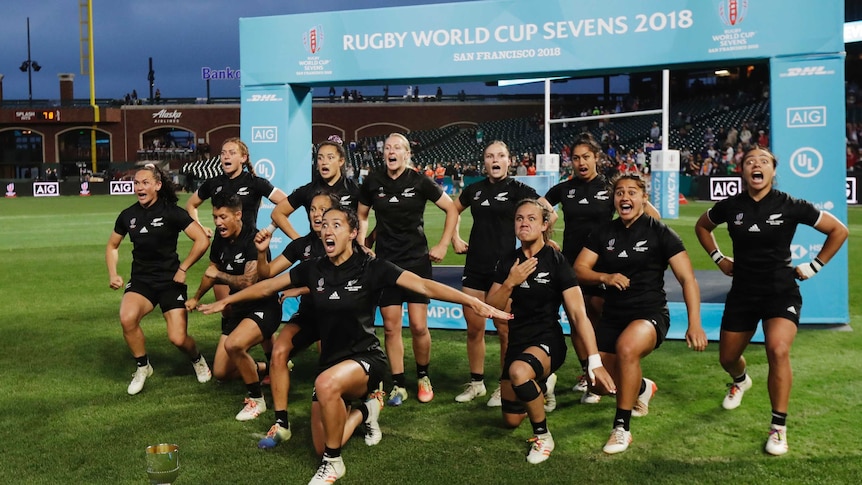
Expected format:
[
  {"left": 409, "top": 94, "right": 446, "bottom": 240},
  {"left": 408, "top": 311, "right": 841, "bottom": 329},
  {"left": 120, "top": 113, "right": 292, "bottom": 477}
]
[
  {"left": 718, "top": 0, "right": 747, "bottom": 26},
  {"left": 5, "top": 182, "right": 17, "bottom": 198},
  {"left": 79, "top": 182, "right": 91, "bottom": 196},
  {"left": 709, "top": 0, "right": 758, "bottom": 55},
  {"left": 304, "top": 25, "right": 324, "bottom": 55}
]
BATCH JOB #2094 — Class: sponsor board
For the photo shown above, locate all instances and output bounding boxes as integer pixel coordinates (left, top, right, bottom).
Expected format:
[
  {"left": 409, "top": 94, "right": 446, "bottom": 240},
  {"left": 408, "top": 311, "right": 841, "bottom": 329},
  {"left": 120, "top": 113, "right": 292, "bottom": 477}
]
[
  {"left": 786, "top": 106, "right": 826, "bottom": 128},
  {"left": 710, "top": 176, "right": 743, "bottom": 201},
  {"left": 110, "top": 180, "right": 135, "bottom": 195},
  {"left": 33, "top": 182, "right": 60, "bottom": 197}
]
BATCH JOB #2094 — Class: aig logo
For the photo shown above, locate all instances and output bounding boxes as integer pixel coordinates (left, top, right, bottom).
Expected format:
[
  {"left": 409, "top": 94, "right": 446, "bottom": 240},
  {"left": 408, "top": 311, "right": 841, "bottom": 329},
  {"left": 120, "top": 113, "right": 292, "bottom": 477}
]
[
  {"left": 710, "top": 177, "right": 742, "bottom": 201},
  {"left": 254, "top": 158, "right": 276, "bottom": 181},
  {"left": 33, "top": 181, "right": 60, "bottom": 197},
  {"left": 789, "top": 147, "right": 823, "bottom": 178},
  {"left": 787, "top": 106, "right": 826, "bottom": 128},
  {"left": 110, "top": 180, "right": 134, "bottom": 195},
  {"left": 251, "top": 126, "right": 278, "bottom": 143}
]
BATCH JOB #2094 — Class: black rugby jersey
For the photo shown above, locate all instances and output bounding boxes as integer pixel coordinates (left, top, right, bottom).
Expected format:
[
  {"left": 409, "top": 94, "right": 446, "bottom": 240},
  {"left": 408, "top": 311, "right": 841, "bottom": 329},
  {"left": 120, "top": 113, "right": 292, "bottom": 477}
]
[
  {"left": 585, "top": 215, "right": 685, "bottom": 317},
  {"left": 289, "top": 252, "right": 403, "bottom": 368},
  {"left": 493, "top": 245, "right": 576, "bottom": 348},
  {"left": 210, "top": 224, "right": 278, "bottom": 316},
  {"left": 196, "top": 172, "right": 276, "bottom": 228},
  {"left": 287, "top": 175, "right": 360, "bottom": 212},
  {"left": 544, "top": 175, "right": 614, "bottom": 264},
  {"left": 458, "top": 177, "right": 538, "bottom": 275},
  {"left": 281, "top": 231, "right": 326, "bottom": 265},
  {"left": 358, "top": 169, "right": 443, "bottom": 265},
  {"left": 113, "top": 199, "right": 194, "bottom": 283},
  {"left": 707, "top": 189, "right": 820, "bottom": 293}
]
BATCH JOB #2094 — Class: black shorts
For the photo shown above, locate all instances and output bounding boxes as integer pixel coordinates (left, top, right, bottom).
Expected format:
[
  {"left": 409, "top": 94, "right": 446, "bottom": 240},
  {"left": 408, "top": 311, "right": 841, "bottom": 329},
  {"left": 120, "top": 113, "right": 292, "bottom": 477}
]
[
  {"left": 378, "top": 260, "right": 431, "bottom": 306},
  {"left": 502, "top": 335, "right": 567, "bottom": 380},
  {"left": 461, "top": 267, "right": 495, "bottom": 293},
  {"left": 285, "top": 303, "right": 320, "bottom": 357},
  {"left": 597, "top": 307, "right": 670, "bottom": 354},
  {"left": 311, "top": 349, "right": 388, "bottom": 402},
  {"left": 721, "top": 286, "right": 802, "bottom": 332},
  {"left": 221, "top": 298, "right": 282, "bottom": 339},
  {"left": 125, "top": 279, "right": 187, "bottom": 312}
]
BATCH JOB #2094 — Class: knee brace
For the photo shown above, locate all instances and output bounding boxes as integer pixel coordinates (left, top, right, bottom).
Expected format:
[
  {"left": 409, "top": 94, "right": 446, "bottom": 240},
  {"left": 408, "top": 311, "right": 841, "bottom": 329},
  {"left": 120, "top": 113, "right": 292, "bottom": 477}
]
[
  {"left": 514, "top": 352, "right": 545, "bottom": 378},
  {"left": 501, "top": 398, "right": 526, "bottom": 415},
  {"left": 512, "top": 380, "right": 541, "bottom": 403}
]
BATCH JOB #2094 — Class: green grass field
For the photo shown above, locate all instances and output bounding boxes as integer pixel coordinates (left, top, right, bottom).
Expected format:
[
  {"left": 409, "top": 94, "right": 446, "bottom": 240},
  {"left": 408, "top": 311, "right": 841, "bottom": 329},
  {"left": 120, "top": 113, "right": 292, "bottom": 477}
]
[{"left": 0, "top": 194, "right": 860, "bottom": 484}]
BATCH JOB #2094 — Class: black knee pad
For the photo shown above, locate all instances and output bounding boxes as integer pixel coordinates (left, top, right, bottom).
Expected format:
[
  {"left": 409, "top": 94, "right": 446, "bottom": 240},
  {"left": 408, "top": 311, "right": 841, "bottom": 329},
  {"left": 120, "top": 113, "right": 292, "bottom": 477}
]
[
  {"left": 514, "top": 352, "right": 545, "bottom": 378},
  {"left": 501, "top": 398, "right": 526, "bottom": 415},
  {"left": 512, "top": 380, "right": 541, "bottom": 403}
]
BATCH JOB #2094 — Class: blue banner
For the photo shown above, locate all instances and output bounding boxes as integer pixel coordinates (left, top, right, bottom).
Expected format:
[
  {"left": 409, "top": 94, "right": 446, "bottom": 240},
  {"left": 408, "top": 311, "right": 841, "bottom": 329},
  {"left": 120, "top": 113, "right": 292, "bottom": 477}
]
[
  {"left": 241, "top": 85, "right": 313, "bottom": 256},
  {"left": 769, "top": 55, "right": 848, "bottom": 324},
  {"left": 240, "top": 0, "right": 842, "bottom": 87}
]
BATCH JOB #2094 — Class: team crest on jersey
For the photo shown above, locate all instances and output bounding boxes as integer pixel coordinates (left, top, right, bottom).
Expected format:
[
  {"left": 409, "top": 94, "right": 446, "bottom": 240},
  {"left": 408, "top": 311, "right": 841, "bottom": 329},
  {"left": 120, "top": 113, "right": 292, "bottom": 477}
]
[
  {"left": 566, "top": 188, "right": 577, "bottom": 199},
  {"left": 595, "top": 190, "right": 610, "bottom": 200},
  {"left": 345, "top": 279, "right": 362, "bottom": 291},
  {"left": 494, "top": 192, "right": 509, "bottom": 202},
  {"left": 633, "top": 240, "right": 649, "bottom": 252},
  {"left": 766, "top": 213, "right": 784, "bottom": 226},
  {"left": 734, "top": 213, "right": 744, "bottom": 225},
  {"left": 236, "top": 187, "right": 250, "bottom": 196},
  {"left": 534, "top": 272, "right": 550, "bottom": 284},
  {"left": 606, "top": 238, "right": 616, "bottom": 251},
  {"left": 129, "top": 218, "right": 137, "bottom": 229},
  {"left": 234, "top": 253, "right": 245, "bottom": 264},
  {"left": 151, "top": 217, "right": 164, "bottom": 227},
  {"left": 340, "top": 195, "right": 352, "bottom": 205},
  {"left": 401, "top": 187, "right": 416, "bottom": 198},
  {"left": 317, "top": 278, "right": 325, "bottom": 292}
]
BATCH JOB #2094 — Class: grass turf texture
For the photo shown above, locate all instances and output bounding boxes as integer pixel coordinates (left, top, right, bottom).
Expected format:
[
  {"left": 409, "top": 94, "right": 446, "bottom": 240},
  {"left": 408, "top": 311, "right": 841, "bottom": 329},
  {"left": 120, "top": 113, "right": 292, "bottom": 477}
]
[{"left": 0, "top": 194, "right": 860, "bottom": 484}]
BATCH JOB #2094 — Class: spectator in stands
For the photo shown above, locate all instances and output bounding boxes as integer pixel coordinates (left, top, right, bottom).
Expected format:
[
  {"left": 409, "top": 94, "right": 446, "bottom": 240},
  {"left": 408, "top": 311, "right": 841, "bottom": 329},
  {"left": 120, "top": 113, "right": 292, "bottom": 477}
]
[
  {"left": 649, "top": 122, "right": 660, "bottom": 142},
  {"left": 757, "top": 130, "right": 769, "bottom": 148},
  {"left": 106, "top": 163, "right": 212, "bottom": 396},
  {"left": 704, "top": 127, "right": 716, "bottom": 146},
  {"left": 358, "top": 132, "right": 460, "bottom": 406},
  {"left": 329, "top": 86, "right": 336, "bottom": 103},
  {"left": 739, "top": 124, "right": 753, "bottom": 146},
  {"left": 155, "top": 88, "right": 161, "bottom": 104},
  {"left": 847, "top": 145, "right": 859, "bottom": 172},
  {"left": 436, "top": 86, "right": 443, "bottom": 101},
  {"left": 434, "top": 163, "right": 446, "bottom": 186}
]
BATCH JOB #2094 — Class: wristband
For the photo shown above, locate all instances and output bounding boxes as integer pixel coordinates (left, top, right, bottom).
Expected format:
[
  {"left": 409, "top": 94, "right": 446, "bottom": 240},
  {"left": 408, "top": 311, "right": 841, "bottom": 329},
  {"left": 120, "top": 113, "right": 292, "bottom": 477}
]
[
  {"left": 587, "top": 354, "right": 603, "bottom": 372},
  {"left": 265, "top": 223, "right": 277, "bottom": 235},
  {"left": 812, "top": 257, "right": 824, "bottom": 272},
  {"left": 798, "top": 257, "right": 824, "bottom": 279},
  {"left": 709, "top": 249, "right": 725, "bottom": 265},
  {"left": 178, "top": 267, "right": 187, "bottom": 273}
]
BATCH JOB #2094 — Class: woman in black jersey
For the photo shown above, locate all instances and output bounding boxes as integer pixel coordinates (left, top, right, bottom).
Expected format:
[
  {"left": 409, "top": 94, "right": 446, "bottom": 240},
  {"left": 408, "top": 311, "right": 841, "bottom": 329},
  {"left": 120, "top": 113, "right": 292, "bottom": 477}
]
[
  {"left": 452, "top": 140, "right": 549, "bottom": 406},
  {"left": 186, "top": 137, "right": 287, "bottom": 303},
  {"left": 185, "top": 193, "right": 282, "bottom": 421},
  {"left": 199, "top": 205, "right": 509, "bottom": 485},
  {"left": 269, "top": 137, "right": 360, "bottom": 240},
  {"left": 486, "top": 199, "right": 614, "bottom": 464},
  {"left": 106, "top": 164, "right": 212, "bottom": 395},
  {"left": 255, "top": 192, "right": 336, "bottom": 449},
  {"left": 544, "top": 133, "right": 660, "bottom": 402},
  {"left": 694, "top": 146, "right": 848, "bottom": 456},
  {"left": 575, "top": 173, "right": 707, "bottom": 455},
  {"left": 357, "top": 132, "right": 459, "bottom": 406}
]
